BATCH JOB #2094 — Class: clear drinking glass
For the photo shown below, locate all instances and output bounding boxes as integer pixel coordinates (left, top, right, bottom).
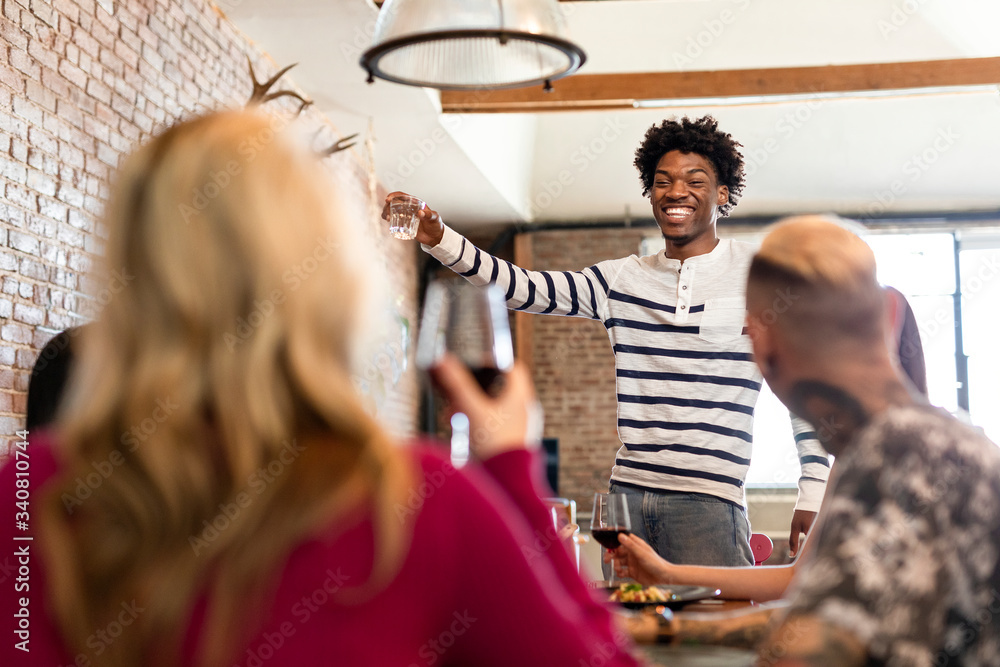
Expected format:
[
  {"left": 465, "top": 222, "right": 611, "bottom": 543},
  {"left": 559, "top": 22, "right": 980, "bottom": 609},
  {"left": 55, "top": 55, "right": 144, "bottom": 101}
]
[
  {"left": 592, "top": 492, "right": 631, "bottom": 584},
  {"left": 388, "top": 194, "right": 427, "bottom": 240}
]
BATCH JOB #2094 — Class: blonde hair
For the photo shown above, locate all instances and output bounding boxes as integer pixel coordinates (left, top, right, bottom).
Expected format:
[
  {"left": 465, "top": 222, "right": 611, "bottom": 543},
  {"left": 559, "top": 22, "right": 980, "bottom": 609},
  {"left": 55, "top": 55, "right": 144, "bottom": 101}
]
[
  {"left": 41, "top": 111, "right": 412, "bottom": 667},
  {"left": 749, "top": 214, "right": 885, "bottom": 351}
]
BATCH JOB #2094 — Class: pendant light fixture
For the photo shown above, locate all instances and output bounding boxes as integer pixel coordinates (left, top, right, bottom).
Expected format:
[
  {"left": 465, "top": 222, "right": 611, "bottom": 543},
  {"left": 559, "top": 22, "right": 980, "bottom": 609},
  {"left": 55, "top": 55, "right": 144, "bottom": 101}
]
[{"left": 361, "top": 0, "right": 586, "bottom": 91}]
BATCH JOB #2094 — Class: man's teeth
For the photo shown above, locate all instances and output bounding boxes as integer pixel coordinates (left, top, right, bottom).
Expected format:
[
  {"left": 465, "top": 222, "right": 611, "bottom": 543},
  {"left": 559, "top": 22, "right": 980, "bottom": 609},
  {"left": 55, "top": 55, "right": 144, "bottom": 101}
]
[{"left": 665, "top": 208, "right": 692, "bottom": 219}]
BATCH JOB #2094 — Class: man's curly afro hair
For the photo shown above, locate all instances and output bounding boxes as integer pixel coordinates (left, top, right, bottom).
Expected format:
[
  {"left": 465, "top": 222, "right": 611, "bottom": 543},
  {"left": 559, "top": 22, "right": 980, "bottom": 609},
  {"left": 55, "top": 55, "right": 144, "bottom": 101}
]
[{"left": 634, "top": 115, "right": 745, "bottom": 217}]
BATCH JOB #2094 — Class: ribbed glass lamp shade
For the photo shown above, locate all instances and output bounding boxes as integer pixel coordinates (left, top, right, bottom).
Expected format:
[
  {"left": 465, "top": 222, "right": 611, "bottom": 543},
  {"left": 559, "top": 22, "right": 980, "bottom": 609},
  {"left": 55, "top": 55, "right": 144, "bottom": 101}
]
[{"left": 361, "top": 0, "right": 586, "bottom": 91}]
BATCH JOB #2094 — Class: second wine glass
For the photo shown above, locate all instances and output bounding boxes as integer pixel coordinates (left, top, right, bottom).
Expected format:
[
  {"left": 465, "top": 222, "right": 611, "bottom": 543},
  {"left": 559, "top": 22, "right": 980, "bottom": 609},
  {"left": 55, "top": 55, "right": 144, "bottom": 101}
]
[{"left": 592, "top": 492, "right": 631, "bottom": 585}]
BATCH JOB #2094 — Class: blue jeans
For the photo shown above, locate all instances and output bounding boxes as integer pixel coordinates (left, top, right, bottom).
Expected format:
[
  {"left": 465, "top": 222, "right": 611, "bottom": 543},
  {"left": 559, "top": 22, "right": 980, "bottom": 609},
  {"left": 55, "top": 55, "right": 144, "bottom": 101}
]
[{"left": 604, "top": 482, "right": 753, "bottom": 569}]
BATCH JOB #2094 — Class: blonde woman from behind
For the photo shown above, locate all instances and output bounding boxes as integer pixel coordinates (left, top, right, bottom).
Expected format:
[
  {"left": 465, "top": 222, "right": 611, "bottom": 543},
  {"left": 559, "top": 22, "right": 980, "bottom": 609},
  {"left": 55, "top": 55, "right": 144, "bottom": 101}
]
[{"left": 0, "top": 111, "right": 641, "bottom": 667}]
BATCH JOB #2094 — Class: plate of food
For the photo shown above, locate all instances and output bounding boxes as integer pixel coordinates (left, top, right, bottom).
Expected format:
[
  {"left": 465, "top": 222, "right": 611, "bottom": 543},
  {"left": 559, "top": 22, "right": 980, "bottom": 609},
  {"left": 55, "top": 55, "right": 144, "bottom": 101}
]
[{"left": 603, "top": 583, "right": 721, "bottom": 609}]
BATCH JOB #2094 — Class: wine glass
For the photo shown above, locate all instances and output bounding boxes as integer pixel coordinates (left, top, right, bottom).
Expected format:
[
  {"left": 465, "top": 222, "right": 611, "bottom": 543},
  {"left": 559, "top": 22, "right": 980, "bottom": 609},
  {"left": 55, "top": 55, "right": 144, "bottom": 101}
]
[
  {"left": 415, "top": 280, "right": 514, "bottom": 394},
  {"left": 416, "top": 280, "right": 514, "bottom": 464},
  {"left": 592, "top": 492, "right": 631, "bottom": 585}
]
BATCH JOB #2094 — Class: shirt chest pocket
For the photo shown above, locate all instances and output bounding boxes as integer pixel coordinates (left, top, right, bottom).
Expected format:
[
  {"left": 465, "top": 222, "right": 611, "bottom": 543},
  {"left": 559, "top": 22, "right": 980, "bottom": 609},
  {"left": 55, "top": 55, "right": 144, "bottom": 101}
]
[{"left": 698, "top": 296, "right": 746, "bottom": 344}]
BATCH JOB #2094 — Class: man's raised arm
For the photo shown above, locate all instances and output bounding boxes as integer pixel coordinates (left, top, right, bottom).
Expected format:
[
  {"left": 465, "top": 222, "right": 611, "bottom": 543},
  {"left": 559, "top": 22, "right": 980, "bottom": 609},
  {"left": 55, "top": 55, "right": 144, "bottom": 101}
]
[{"left": 384, "top": 192, "right": 620, "bottom": 321}]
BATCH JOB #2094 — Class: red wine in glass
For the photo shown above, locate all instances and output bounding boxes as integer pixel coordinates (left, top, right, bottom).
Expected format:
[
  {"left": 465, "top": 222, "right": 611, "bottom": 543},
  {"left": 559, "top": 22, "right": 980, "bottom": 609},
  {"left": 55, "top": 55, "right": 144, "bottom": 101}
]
[
  {"left": 416, "top": 281, "right": 514, "bottom": 390},
  {"left": 415, "top": 281, "right": 515, "bottom": 466},
  {"left": 592, "top": 492, "right": 632, "bottom": 584},
  {"left": 591, "top": 527, "right": 631, "bottom": 549},
  {"left": 469, "top": 365, "right": 507, "bottom": 396}
]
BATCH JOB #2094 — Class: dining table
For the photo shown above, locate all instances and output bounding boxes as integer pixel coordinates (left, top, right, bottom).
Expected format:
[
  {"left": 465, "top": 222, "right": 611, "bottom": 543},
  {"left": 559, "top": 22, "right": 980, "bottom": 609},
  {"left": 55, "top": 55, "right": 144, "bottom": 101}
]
[
  {"left": 640, "top": 643, "right": 755, "bottom": 667},
  {"left": 612, "top": 595, "right": 759, "bottom": 667}
]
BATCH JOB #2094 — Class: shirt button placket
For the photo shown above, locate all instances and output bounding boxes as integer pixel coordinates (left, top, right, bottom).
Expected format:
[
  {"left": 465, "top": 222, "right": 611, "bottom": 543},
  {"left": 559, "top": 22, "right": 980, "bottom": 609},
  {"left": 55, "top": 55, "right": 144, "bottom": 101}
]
[{"left": 677, "top": 266, "right": 690, "bottom": 322}]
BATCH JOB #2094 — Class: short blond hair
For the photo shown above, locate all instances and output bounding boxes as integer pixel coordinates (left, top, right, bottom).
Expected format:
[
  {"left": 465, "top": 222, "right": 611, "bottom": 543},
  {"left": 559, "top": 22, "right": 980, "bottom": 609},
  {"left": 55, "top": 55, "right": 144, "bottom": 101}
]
[
  {"left": 757, "top": 215, "right": 876, "bottom": 291},
  {"left": 748, "top": 215, "right": 885, "bottom": 351}
]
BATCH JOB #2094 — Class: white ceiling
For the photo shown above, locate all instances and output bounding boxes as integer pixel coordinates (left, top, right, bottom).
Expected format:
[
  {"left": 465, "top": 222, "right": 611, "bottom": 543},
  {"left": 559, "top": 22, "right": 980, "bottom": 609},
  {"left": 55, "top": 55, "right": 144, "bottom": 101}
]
[{"left": 220, "top": 0, "right": 1000, "bottom": 231}]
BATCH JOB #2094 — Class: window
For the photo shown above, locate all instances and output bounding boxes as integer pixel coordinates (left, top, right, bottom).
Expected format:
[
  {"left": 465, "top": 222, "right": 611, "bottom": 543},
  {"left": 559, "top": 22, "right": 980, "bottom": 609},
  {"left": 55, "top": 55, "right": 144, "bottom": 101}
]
[
  {"left": 747, "top": 228, "right": 1000, "bottom": 486},
  {"left": 959, "top": 233, "right": 1000, "bottom": 443},
  {"left": 866, "top": 233, "right": 958, "bottom": 414},
  {"left": 643, "top": 224, "right": 1000, "bottom": 487}
]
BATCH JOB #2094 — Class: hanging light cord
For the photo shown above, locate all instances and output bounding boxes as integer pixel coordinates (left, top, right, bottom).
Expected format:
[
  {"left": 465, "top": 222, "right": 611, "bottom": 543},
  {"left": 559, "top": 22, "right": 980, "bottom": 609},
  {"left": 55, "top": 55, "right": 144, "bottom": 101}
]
[{"left": 497, "top": 0, "right": 507, "bottom": 45}]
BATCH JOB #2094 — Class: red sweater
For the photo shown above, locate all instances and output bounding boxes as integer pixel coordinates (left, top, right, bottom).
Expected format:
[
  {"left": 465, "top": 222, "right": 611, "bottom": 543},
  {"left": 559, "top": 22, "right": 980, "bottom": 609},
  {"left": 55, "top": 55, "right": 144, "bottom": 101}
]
[{"left": 1, "top": 434, "right": 641, "bottom": 666}]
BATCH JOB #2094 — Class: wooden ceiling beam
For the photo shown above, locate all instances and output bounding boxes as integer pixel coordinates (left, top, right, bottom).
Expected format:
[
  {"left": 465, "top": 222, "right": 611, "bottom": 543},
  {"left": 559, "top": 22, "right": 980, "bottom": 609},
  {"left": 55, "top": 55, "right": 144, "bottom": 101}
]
[{"left": 440, "top": 57, "right": 1000, "bottom": 113}]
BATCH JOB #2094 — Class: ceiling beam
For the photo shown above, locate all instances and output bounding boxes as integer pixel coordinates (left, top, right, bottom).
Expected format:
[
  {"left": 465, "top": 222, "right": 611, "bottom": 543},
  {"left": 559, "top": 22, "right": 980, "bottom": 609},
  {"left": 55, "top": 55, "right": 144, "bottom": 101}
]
[{"left": 441, "top": 57, "right": 1000, "bottom": 113}]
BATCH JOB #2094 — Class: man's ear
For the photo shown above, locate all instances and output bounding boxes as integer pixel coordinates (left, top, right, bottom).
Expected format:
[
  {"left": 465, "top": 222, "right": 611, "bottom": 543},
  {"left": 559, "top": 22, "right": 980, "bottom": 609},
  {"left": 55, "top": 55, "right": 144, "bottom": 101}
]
[
  {"left": 716, "top": 185, "right": 729, "bottom": 207},
  {"left": 746, "top": 312, "right": 775, "bottom": 374}
]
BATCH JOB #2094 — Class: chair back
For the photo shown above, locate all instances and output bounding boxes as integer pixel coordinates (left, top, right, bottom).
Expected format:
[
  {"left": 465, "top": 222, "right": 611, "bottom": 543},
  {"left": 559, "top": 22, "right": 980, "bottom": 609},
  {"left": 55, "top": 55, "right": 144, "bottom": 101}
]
[
  {"left": 542, "top": 497, "right": 575, "bottom": 530},
  {"left": 749, "top": 533, "right": 773, "bottom": 566},
  {"left": 543, "top": 498, "right": 582, "bottom": 570}
]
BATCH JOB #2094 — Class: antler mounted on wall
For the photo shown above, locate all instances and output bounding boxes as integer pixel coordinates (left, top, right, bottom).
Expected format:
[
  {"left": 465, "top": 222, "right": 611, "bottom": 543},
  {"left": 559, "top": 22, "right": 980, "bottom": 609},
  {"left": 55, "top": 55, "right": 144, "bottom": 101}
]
[
  {"left": 247, "top": 58, "right": 358, "bottom": 158},
  {"left": 315, "top": 130, "right": 359, "bottom": 157},
  {"left": 246, "top": 57, "right": 313, "bottom": 115}
]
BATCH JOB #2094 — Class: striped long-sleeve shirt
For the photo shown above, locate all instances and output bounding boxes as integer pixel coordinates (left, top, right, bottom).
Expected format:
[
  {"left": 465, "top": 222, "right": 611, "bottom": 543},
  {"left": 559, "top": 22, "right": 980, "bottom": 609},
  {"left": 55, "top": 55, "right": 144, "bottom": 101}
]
[{"left": 425, "top": 226, "right": 831, "bottom": 511}]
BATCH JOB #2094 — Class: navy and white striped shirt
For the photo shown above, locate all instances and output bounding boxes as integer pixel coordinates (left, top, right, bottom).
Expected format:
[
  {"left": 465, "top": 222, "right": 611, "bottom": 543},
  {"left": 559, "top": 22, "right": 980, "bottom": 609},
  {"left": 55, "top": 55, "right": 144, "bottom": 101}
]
[{"left": 426, "top": 226, "right": 830, "bottom": 510}]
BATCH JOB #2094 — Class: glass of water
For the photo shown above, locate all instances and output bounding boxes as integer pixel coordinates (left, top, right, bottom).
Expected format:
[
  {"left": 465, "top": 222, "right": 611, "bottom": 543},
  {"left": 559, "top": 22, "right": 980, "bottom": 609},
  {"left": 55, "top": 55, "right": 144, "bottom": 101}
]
[{"left": 387, "top": 194, "right": 427, "bottom": 240}]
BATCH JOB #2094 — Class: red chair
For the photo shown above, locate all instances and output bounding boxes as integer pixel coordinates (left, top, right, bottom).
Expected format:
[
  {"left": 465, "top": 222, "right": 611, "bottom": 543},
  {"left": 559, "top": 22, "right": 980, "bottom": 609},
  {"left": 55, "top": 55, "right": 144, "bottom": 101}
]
[{"left": 749, "top": 533, "right": 773, "bottom": 566}]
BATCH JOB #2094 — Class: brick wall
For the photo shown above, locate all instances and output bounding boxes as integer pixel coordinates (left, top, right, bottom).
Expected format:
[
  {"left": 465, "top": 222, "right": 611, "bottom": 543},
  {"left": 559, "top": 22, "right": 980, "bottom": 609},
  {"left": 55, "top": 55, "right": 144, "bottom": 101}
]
[
  {"left": 514, "top": 226, "right": 652, "bottom": 509},
  {"left": 0, "top": 0, "right": 420, "bottom": 456}
]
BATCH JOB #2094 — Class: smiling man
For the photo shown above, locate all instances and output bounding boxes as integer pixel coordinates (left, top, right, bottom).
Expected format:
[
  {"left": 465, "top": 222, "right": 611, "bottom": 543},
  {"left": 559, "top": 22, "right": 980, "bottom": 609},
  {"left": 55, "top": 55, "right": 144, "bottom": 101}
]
[{"left": 389, "top": 116, "right": 830, "bottom": 566}]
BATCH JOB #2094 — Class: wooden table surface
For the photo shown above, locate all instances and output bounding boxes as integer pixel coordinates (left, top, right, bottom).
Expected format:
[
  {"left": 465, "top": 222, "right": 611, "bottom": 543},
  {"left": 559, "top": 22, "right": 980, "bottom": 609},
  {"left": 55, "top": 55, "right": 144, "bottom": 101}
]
[
  {"left": 593, "top": 582, "right": 761, "bottom": 665},
  {"left": 640, "top": 643, "right": 755, "bottom": 666},
  {"left": 627, "top": 598, "right": 759, "bottom": 666}
]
